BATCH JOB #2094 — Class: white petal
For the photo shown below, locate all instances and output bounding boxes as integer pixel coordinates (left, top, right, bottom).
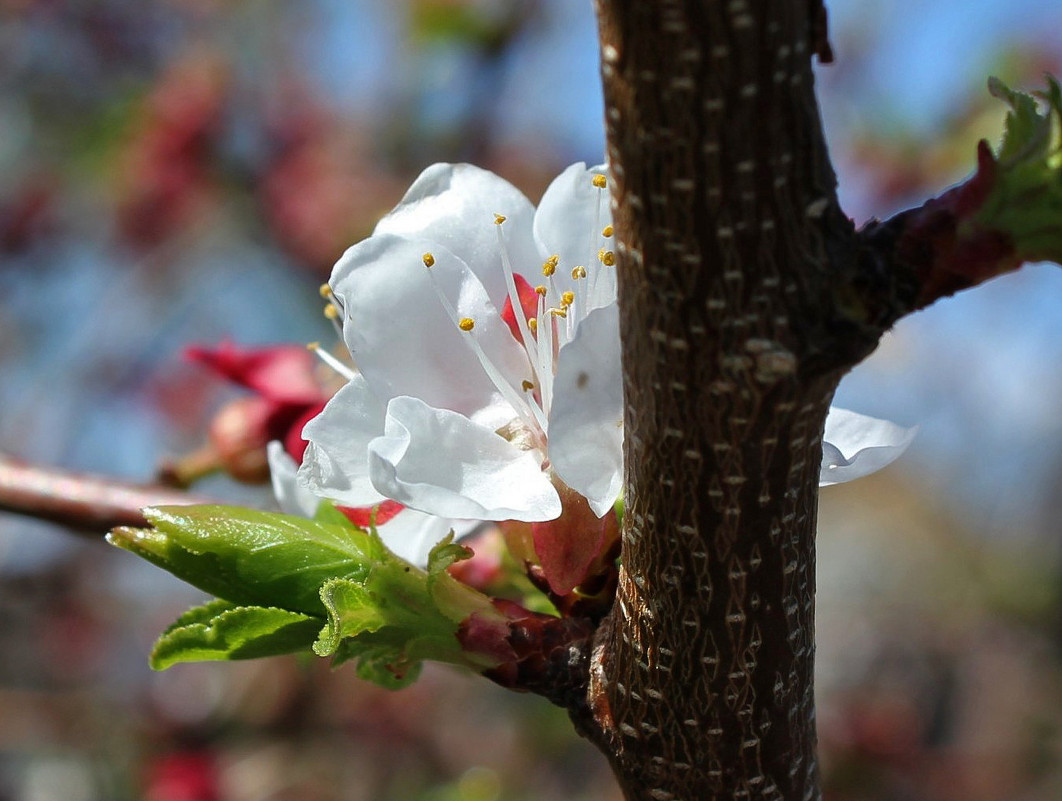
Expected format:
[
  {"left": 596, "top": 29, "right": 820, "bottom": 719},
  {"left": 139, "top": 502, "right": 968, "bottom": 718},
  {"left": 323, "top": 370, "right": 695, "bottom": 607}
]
[
  {"left": 297, "top": 376, "right": 388, "bottom": 507},
  {"left": 367, "top": 396, "right": 561, "bottom": 522},
  {"left": 373, "top": 163, "right": 539, "bottom": 301},
  {"left": 548, "top": 304, "right": 624, "bottom": 516},
  {"left": 268, "top": 441, "right": 322, "bottom": 518},
  {"left": 819, "top": 407, "right": 917, "bottom": 486},
  {"left": 375, "top": 508, "right": 479, "bottom": 567},
  {"left": 533, "top": 162, "right": 614, "bottom": 307},
  {"left": 331, "top": 233, "right": 531, "bottom": 429}
]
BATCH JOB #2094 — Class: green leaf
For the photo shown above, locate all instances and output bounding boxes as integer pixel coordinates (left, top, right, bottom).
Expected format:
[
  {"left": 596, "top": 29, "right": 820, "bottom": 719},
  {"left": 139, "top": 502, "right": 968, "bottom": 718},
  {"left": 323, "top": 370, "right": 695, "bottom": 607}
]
[
  {"left": 112, "top": 506, "right": 512, "bottom": 689},
  {"left": 988, "top": 76, "right": 1052, "bottom": 163},
  {"left": 308, "top": 530, "right": 508, "bottom": 688},
  {"left": 313, "top": 578, "right": 387, "bottom": 657},
  {"left": 976, "top": 75, "right": 1062, "bottom": 264},
  {"left": 150, "top": 601, "right": 321, "bottom": 670},
  {"left": 108, "top": 505, "right": 385, "bottom": 615}
]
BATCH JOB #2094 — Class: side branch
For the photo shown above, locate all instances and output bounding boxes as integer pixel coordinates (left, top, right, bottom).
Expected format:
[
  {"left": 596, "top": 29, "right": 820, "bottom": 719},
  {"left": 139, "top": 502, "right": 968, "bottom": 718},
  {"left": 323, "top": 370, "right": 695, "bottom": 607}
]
[
  {"left": 853, "top": 77, "right": 1062, "bottom": 327},
  {"left": 0, "top": 452, "right": 216, "bottom": 534}
]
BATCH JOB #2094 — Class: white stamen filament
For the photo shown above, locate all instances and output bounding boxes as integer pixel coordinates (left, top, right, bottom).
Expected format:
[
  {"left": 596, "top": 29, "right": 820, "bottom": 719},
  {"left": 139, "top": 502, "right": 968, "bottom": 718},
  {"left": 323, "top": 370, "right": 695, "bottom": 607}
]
[
  {"left": 424, "top": 260, "right": 547, "bottom": 436},
  {"left": 307, "top": 342, "right": 357, "bottom": 381},
  {"left": 537, "top": 291, "right": 555, "bottom": 414},
  {"left": 587, "top": 182, "right": 606, "bottom": 310},
  {"left": 494, "top": 221, "right": 537, "bottom": 366}
]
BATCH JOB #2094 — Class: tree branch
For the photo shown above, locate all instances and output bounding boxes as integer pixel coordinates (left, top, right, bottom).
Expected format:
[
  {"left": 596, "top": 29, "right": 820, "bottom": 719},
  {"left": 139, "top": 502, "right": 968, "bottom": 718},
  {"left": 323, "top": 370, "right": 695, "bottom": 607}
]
[
  {"left": 0, "top": 452, "right": 217, "bottom": 535},
  {"left": 578, "top": 7, "right": 1059, "bottom": 799},
  {"left": 584, "top": 2, "right": 855, "bottom": 798},
  {"left": 853, "top": 77, "right": 1062, "bottom": 328}
]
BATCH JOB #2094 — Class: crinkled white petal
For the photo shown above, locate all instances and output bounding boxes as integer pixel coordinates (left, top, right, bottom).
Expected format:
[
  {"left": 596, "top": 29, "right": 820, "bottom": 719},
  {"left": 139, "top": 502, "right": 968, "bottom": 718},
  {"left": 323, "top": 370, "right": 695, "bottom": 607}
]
[
  {"left": 548, "top": 304, "right": 623, "bottom": 516},
  {"left": 819, "top": 407, "right": 917, "bottom": 486},
  {"left": 268, "top": 441, "right": 323, "bottom": 518},
  {"left": 297, "top": 376, "right": 388, "bottom": 507},
  {"left": 367, "top": 396, "right": 561, "bottom": 522},
  {"left": 331, "top": 234, "right": 531, "bottom": 430},
  {"left": 532, "top": 162, "right": 614, "bottom": 309},
  {"left": 373, "top": 163, "right": 539, "bottom": 300}
]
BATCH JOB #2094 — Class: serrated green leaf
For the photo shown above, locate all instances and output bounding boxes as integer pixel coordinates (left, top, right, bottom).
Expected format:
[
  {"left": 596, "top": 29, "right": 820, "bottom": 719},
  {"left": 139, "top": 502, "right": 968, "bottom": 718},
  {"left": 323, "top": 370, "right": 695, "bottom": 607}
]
[
  {"left": 164, "top": 598, "right": 241, "bottom": 631},
  {"left": 989, "top": 76, "right": 1051, "bottom": 163},
  {"left": 426, "top": 534, "right": 473, "bottom": 575},
  {"left": 306, "top": 531, "right": 507, "bottom": 687},
  {"left": 150, "top": 603, "right": 321, "bottom": 670},
  {"left": 341, "top": 636, "right": 424, "bottom": 690},
  {"left": 108, "top": 505, "right": 385, "bottom": 615},
  {"left": 976, "top": 75, "right": 1062, "bottom": 264},
  {"left": 113, "top": 505, "right": 512, "bottom": 688},
  {"left": 313, "top": 578, "right": 388, "bottom": 657}
]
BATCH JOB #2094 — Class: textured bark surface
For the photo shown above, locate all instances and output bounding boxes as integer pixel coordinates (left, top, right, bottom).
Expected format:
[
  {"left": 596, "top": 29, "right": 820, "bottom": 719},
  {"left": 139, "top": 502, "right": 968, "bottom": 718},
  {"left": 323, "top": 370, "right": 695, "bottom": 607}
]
[{"left": 587, "top": 2, "right": 860, "bottom": 799}]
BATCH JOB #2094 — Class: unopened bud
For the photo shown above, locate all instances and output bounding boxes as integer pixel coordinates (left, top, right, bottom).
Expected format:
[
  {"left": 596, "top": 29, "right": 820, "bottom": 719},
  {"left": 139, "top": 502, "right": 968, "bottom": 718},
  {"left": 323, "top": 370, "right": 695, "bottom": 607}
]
[{"left": 208, "top": 397, "right": 274, "bottom": 483}]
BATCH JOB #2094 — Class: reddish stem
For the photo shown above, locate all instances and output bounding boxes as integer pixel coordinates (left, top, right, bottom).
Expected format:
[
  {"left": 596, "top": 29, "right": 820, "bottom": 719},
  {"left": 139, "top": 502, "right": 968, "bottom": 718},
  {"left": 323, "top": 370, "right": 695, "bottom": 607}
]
[{"left": 0, "top": 452, "right": 218, "bottom": 536}]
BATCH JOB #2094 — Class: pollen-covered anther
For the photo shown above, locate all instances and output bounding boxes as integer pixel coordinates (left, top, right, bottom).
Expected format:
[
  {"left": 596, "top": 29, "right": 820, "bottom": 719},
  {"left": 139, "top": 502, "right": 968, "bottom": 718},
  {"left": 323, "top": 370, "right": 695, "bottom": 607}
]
[
  {"left": 572, "top": 265, "right": 588, "bottom": 280},
  {"left": 602, "top": 225, "right": 614, "bottom": 237},
  {"left": 521, "top": 380, "right": 535, "bottom": 392},
  {"left": 599, "top": 249, "right": 616, "bottom": 266},
  {"left": 535, "top": 284, "right": 548, "bottom": 296},
  {"left": 306, "top": 341, "right": 321, "bottom": 351},
  {"left": 561, "top": 290, "right": 575, "bottom": 307},
  {"left": 592, "top": 174, "right": 607, "bottom": 189},
  {"left": 323, "top": 304, "right": 339, "bottom": 320},
  {"left": 550, "top": 307, "right": 568, "bottom": 319},
  {"left": 493, "top": 213, "right": 507, "bottom": 225},
  {"left": 528, "top": 317, "right": 538, "bottom": 333},
  {"left": 318, "top": 283, "right": 334, "bottom": 298},
  {"left": 542, "top": 255, "right": 559, "bottom": 277},
  {"left": 458, "top": 317, "right": 475, "bottom": 332},
  {"left": 422, "top": 252, "right": 436, "bottom": 268}
]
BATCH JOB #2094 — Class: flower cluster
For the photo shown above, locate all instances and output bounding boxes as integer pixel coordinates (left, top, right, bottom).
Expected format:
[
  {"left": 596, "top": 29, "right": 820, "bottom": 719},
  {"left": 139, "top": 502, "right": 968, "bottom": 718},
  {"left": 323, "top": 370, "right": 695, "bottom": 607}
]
[{"left": 273, "top": 162, "right": 915, "bottom": 578}]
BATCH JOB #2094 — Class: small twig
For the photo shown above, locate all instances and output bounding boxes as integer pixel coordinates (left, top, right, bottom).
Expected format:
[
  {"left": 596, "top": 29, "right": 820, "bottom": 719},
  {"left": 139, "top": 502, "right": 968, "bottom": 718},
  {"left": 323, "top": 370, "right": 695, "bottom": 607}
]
[{"left": 0, "top": 452, "right": 219, "bottom": 537}]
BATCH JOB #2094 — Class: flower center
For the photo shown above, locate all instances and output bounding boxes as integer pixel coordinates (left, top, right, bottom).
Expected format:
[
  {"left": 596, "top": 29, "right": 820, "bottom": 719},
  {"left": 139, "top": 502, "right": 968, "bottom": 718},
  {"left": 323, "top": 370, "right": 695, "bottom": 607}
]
[{"left": 424, "top": 171, "right": 616, "bottom": 447}]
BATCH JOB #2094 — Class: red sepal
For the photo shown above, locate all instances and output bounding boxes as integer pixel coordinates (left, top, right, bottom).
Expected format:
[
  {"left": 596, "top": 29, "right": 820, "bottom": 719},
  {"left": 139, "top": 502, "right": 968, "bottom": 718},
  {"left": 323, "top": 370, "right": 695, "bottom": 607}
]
[
  {"left": 185, "top": 341, "right": 324, "bottom": 406},
  {"left": 337, "top": 499, "right": 404, "bottom": 528},
  {"left": 531, "top": 484, "right": 619, "bottom": 596},
  {"left": 500, "top": 273, "right": 539, "bottom": 346}
]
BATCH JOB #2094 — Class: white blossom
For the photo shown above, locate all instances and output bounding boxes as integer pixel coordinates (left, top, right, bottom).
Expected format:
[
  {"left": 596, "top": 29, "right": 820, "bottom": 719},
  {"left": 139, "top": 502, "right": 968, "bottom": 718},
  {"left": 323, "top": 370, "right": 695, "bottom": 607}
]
[{"left": 293, "top": 162, "right": 916, "bottom": 542}]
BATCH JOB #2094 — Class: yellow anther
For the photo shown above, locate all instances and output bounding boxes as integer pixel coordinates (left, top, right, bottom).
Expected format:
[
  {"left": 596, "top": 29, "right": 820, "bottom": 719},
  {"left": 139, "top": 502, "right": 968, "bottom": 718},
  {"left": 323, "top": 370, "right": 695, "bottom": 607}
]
[
  {"left": 550, "top": 307, "right": 568, "bottom": 319},
  {"left": 528, "top": 317, "right": 538, "bottom": 332},
  {"left": 535, "top": 284, "right": 548, "bottom": 296},
  {"left": 592, "top": 174, "right": 607, "bottom": 189},
  {"left": 542, "top": 255, "right": 558, "bottom": 277},
  {"left": 599, "top": 249, "right": 616, "bottom": 266},
  {"left": 319, "top": 283, "right": 333, "bottom": 298},
  {"left": 422, "top": 252, "right": 435, "bottom": 268},
  {"left": 561, "top": 290, "right": 575, "bottom": 307},
  {"left": 572, "top": 265, "right": 587, "bottom": 280},
  {"left": 307, "top": 341, "right": 321, "bottom": 351},
  {"left": 521, "top": 380, "right": 535, "bottom": 392},
  {"left": 494, "top": 213, "right": 507, "bottom": 225},
  {"left": 602, "top": 225, "right": 614, "bottom": 237},
  {"left": 324, "top": 304, "right": 339, "bottom": 320},
  {"left": 459, "top": 317, "right": 475, "bottom": 332}
]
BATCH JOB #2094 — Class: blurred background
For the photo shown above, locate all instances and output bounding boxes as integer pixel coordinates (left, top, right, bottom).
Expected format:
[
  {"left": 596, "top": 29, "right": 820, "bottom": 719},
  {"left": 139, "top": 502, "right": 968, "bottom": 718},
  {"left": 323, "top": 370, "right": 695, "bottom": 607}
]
[{"left": 1, "top": 1, "right": 1061, "bottom": 799}]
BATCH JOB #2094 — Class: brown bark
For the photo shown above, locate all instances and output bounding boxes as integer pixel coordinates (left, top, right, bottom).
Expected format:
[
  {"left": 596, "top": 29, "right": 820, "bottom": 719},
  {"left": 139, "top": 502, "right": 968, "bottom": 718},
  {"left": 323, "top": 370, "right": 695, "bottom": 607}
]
[
  {"left": 577, "top": 3, "right": 1052, "bottom": 799},
  {"left": 585, "top": 2, "right": 863, "bottom": 798}
]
